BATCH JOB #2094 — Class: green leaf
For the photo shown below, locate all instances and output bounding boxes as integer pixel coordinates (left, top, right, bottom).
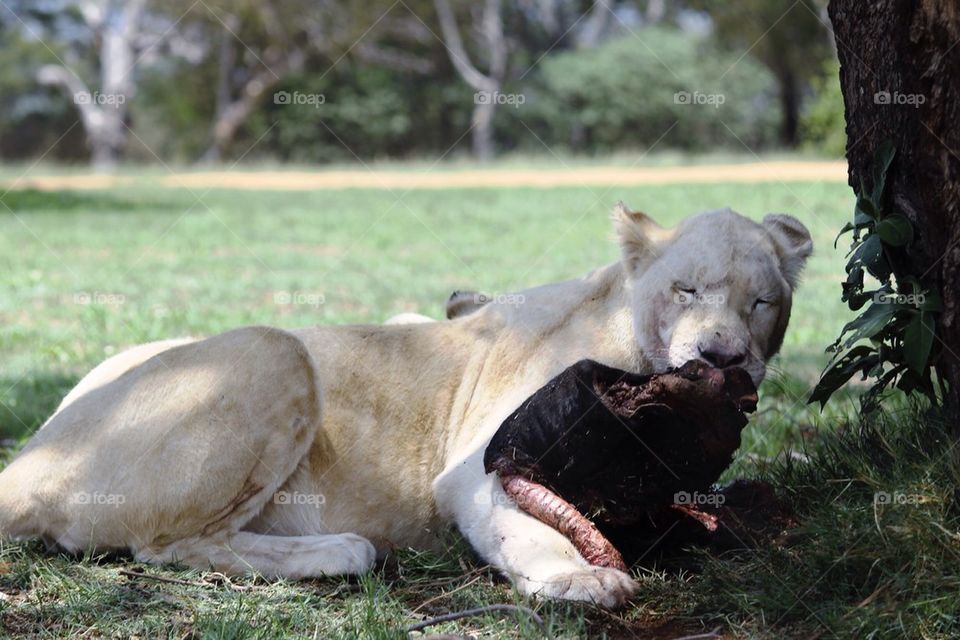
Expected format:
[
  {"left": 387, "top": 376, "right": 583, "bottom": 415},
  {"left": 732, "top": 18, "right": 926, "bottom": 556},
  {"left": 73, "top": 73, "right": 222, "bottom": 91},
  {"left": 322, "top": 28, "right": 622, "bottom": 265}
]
[
  {"left": 895, "top": 367, "right": 930, "bottom": 395},
  {"left": 845, "top": 293, "right": 873, "bottom": 311},
  {"left": 834, "top": 221, "right": 855, "bottom": 248},
  {"left": 875, "top": 214, "right": 913, "bottom": 246},
  {"left": 809, "top": 345, "right": 879, "bottom": 407},
  {"left": 853, "top": 234, "right": 891, "bottom": 281},
  {"left": 903, "top": 310, "right": 935, "bottom": 374},
  {"left": 845, "top": 286, "right": 889, "bottom": 312},
  {"left": 855, "top": 195, "right": 877, "bottom": 221},
  {"left": 860, "top": 364, "right": 905, "bottom": 413},
  {"left": 838, "top": 301, "right": 898, "bottom": 349},
  {"left": 840, "top": 265, "right": 865, "bottom": 305}
]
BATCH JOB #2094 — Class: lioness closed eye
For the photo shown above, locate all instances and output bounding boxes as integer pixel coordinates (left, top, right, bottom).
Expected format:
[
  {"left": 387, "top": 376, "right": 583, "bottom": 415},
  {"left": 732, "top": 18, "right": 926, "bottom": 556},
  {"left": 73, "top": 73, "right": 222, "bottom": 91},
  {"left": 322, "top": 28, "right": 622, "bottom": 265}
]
[{"left": 0, "top": 203, "right": 811, "bottom": 609}]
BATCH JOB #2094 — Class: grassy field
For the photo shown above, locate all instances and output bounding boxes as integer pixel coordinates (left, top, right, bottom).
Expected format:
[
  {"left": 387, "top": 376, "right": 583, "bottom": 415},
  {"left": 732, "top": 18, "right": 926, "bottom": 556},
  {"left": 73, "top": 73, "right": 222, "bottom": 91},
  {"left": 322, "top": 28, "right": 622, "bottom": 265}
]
[{"left": 3, "top": 165, "right": 929, "bottom": 639}]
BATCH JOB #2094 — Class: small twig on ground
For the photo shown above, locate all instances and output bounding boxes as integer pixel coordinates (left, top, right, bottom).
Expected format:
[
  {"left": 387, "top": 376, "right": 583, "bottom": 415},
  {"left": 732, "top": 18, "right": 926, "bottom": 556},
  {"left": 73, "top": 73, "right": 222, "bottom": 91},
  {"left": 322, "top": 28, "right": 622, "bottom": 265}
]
[
  {"left": 414, "top": 565, "right": 492, "bottom": 590},
  {"left": 670, "top": 627, "right": 723, "bottom": 640},
  {"left": 406, "top": 604, "right": 545, "bottom": 635},
  {"left": 410, "top": 575, "right": 485, "bottom": 615}
]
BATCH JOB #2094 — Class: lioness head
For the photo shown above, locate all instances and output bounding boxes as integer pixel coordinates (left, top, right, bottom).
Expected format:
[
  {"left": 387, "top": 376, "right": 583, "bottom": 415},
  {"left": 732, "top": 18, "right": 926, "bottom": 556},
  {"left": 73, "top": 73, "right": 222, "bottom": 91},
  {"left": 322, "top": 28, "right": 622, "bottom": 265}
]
[{"left": 614, "top": 203, "right": 813, "bottom": 385}]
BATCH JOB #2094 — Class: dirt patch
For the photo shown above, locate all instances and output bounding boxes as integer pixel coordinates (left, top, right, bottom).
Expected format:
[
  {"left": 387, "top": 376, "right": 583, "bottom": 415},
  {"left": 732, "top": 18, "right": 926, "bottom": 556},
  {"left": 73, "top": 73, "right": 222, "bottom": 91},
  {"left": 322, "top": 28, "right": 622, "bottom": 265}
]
[{"left": 5, "top": 161, "right": 847, "bottom": 192}]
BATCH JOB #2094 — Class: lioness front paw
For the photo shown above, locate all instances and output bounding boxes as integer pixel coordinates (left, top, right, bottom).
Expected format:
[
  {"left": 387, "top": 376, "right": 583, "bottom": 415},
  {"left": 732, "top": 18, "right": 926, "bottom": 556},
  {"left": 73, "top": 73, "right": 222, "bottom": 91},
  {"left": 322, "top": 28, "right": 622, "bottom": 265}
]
[
  {"left": 516, "top": 565, "right": 638, "bottom": 609},
  {"left": 284, "top": 533, "right": 377, "bottom": 578},
  {"left": 318, "top": 533, "right": 378, "bottom": 575}
]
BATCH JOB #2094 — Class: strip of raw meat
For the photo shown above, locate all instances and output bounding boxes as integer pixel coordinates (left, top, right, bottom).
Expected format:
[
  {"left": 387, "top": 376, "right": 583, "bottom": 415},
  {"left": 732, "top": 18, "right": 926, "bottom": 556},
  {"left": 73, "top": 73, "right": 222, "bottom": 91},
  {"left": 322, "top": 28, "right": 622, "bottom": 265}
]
[{"left": 500, "top": 473, "right": 627, "bottom": 571}]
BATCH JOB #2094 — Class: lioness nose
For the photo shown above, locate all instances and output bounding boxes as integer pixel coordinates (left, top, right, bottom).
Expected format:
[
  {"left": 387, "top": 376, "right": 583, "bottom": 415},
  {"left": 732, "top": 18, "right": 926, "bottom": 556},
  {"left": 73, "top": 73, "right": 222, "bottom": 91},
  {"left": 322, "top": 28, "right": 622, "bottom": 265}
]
[{"left": 697, "top": 345, "right": 746, "bottom": 369}]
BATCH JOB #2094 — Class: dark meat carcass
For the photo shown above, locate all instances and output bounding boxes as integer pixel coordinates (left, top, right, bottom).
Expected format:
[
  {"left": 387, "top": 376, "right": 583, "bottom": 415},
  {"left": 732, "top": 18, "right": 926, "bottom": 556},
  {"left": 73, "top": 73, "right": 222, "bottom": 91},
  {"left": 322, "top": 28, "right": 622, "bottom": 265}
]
[{"left": 483, "top": 359, "right": 758, "bottom": 568}]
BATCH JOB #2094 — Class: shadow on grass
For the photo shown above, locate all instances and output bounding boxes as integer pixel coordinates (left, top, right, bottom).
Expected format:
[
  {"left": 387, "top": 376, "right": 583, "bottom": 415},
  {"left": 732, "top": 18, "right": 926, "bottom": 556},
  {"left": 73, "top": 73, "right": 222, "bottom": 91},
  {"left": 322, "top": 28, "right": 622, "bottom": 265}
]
[
  {"left": 0, "top": 189, "right": 174, "bottom": 214},
  {"left": 0, "top": 373, "right": 77, "bottom": 441}
]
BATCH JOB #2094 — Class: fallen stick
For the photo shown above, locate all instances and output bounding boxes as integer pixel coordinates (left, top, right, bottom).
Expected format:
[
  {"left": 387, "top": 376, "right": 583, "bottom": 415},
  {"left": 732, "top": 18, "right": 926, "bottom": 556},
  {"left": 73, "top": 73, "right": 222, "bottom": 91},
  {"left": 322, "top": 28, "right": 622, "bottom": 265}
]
[{"left": 669, "top": 626, "right": 723, "bottom": 640}]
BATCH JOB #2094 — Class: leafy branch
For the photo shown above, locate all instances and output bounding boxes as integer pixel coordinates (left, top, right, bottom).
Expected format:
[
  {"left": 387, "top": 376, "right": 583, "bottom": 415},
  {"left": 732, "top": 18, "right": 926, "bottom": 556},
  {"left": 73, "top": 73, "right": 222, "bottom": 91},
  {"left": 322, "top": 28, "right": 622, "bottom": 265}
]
[{"left": 809, "top": 141, "right": 942, "bottom": 413}]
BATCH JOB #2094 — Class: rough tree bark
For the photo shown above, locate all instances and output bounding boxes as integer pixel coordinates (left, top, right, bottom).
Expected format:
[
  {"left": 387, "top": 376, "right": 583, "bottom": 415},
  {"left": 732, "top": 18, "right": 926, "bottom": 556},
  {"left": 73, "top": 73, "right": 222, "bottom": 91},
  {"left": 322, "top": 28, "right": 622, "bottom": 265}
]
[{"left": 829, "top": 0, "right": 960, "bottom": 413}]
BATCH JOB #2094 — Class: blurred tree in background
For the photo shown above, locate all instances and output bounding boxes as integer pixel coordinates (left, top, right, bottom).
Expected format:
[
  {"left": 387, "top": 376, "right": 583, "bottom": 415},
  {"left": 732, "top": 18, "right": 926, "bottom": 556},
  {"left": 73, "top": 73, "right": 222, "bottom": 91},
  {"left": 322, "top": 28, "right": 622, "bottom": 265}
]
[
  {"left": 689, "top": 0, "right": 834, "bottom": 146},
  {"left": 0, "top": 0, "right": 845, "bottom": 166},
  {"left": 528, "top": 28, "right": 779, "bottom": 152},
  {"left": 0, "top": 1, "right": 96, "bottom": 162},
  {"left": 35, "top": 0, "right": 149, "bottom": 170},
  {"left": 800, "top": 60, "right": 846, "bottom": 157}
]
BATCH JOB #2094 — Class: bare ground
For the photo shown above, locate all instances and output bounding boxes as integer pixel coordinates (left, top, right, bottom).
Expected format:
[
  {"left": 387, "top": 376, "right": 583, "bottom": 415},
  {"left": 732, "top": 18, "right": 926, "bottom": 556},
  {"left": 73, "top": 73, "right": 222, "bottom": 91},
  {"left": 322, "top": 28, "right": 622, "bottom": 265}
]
[{"left": 6, "top": 160, "right": 847, "bottom": 191}]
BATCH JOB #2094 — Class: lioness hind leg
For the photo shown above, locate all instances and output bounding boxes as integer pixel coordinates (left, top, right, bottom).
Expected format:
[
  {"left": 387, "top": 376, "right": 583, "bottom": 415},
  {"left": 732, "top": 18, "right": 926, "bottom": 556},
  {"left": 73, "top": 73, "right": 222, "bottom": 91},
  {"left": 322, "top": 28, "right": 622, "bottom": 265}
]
[
  {"left": 137, "top": 531, "right": 376, "bottom": 579},
  {"left": 0, "top": 327, "right": 323, "bottom": 560}
]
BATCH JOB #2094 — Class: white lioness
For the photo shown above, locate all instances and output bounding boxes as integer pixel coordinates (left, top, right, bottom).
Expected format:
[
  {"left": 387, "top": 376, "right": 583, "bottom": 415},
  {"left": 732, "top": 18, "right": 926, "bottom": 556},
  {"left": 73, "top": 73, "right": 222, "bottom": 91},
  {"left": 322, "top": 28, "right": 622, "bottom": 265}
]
[{"left": 0, "top": 204, "right": 811, "bottom": 608}]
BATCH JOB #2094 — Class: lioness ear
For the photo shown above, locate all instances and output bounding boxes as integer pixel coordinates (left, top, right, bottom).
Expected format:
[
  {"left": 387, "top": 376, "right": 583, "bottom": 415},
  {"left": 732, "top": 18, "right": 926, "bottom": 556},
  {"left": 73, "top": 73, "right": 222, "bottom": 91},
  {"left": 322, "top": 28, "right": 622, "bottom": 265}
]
[
  {"left": 763, "top": 213, "right": 813, "bottom": 288},
  {"left": 613, "top": 202, "right": 672, "bottom": 271}
]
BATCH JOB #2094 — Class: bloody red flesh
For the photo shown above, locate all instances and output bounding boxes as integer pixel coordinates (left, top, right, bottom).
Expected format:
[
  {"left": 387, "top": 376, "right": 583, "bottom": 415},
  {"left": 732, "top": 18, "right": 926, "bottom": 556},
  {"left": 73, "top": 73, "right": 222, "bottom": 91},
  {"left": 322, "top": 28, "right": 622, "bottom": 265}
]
[{"left": 500, "top": 474, "right": 627, "bottom": 571}]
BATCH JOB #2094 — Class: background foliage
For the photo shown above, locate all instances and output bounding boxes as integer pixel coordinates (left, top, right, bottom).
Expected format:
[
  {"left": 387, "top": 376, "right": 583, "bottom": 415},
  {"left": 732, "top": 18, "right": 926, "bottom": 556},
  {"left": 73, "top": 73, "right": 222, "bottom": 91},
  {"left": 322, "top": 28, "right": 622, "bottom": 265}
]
[{"left": 0, "top": 0, "right": 841, "bottom": 165}]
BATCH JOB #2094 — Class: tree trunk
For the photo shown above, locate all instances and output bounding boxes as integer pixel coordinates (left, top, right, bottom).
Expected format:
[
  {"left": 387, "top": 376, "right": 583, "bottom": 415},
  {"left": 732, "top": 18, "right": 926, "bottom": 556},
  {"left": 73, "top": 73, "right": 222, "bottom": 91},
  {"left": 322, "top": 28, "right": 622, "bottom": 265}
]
[
  {"left": 472, "top": 98, "right": 496, "bottom": 162},
  {"left": 829, "top": 0, "right": 960, "bottom": 414},
  {"left": 89, "top": 133, "right": 120, "bottom": 172},
  {"left": 203, "top": 14, "right": 239, "bottom": 164},
  {"left": 201, "top": 48, "right": 304, "bottom": 162},
  {"left": 645, "top": 0, "right": 666, "bottom": 24},
  {"left": 37, "top": 0, "right": 145, "bottom": 171},
  {"left": 576, "top": 0, "right": 611, "bottom": 49},
  {"left": 434, "top": 0, "right": 507, "bottom": 162},
  {"left": 777, "top": 66, "right": 799, "bottom": 147}
]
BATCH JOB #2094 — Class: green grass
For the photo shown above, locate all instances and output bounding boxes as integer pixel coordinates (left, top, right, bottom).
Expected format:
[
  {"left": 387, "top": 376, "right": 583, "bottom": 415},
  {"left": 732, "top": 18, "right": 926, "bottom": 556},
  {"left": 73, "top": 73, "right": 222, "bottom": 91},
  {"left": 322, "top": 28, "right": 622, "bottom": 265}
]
[
  {"left": 686, "top": 403, "right": 960, "bottom": 639},
  {"left": 0, "top": 164, "right": 911, "bottom": 638}
]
